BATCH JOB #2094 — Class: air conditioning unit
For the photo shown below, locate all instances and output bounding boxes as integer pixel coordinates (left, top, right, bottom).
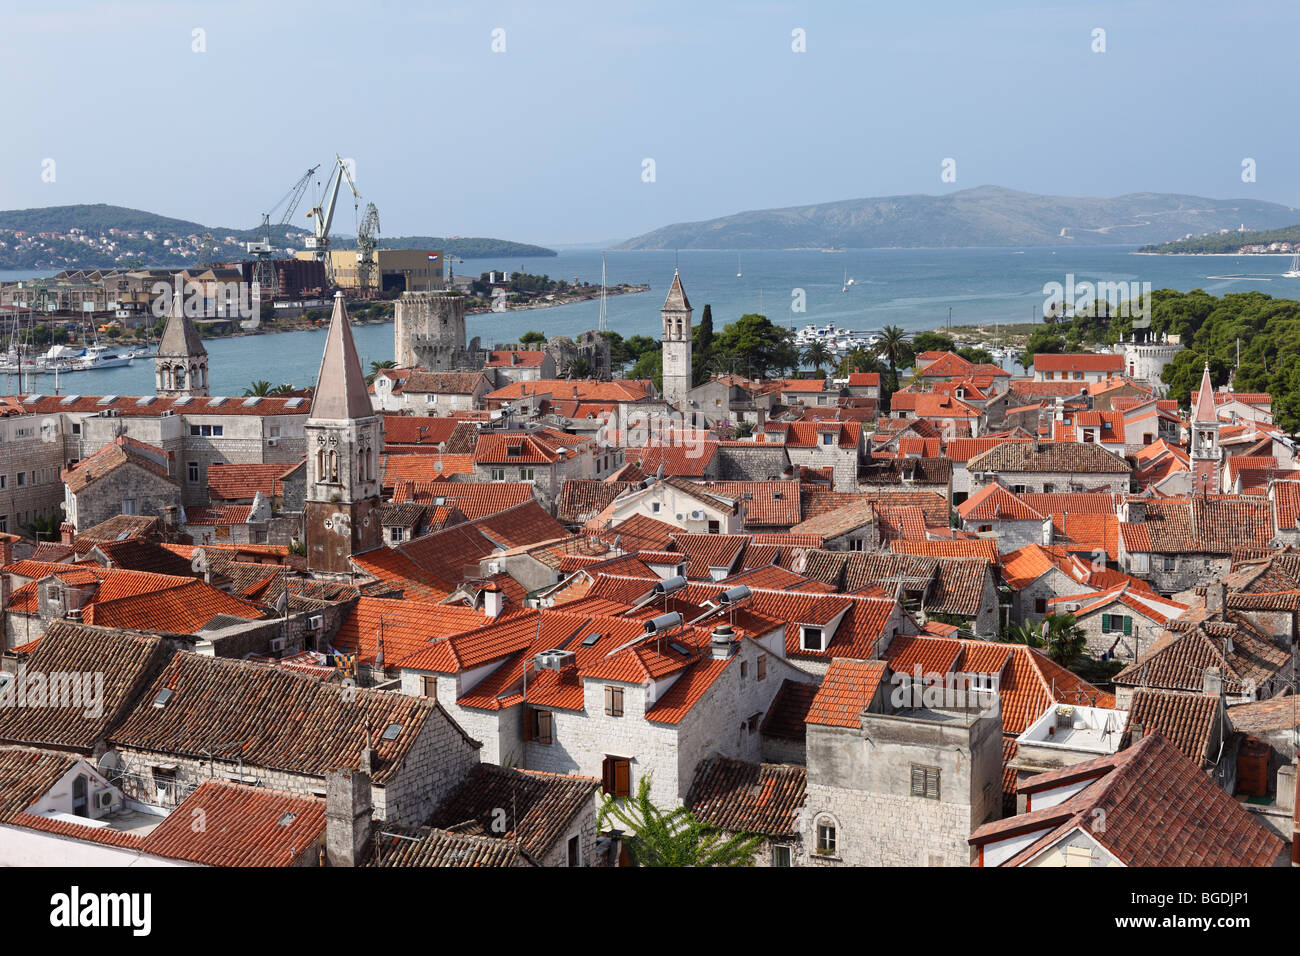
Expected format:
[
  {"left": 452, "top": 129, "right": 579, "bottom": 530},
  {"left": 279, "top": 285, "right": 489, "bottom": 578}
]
[
  {"left": 269, "top": 636, "right": 287, "bottom": 653},
  {"left": 308, "top": 615, "right": 323, "bottom": 630},
  {"left": 533, "top": 649, "right": 577, "bottom": 671},
  {"left": 688, "top": 510, "right": 706, "bottom": 521},
  {"left": 267, "top": 438, "right": 278, "bottom": 447},
  {"left": 675, "top": 513, "right": 685, "bottom": 521},
  {"left": 94, "top": 790, "right": 114, "bottom": 811}
]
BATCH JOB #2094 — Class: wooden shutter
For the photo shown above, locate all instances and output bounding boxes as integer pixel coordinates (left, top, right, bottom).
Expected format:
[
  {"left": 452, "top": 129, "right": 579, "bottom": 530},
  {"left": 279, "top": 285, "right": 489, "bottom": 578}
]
[
  {"left": 926, "top": 768, "right": 940, "bottom": 799},
  {"left": 1123, "top": 616, "right": 1132, "bottom": 636},
  {"left": 523, "top": 708, "right": 537, "bottom": 742},
  {"left": 911, "top": 766, "right": 926, "bottom": 797},
  {"left": 537, "top": 709, "right": 553, "bottom": 745},
  {"left": 1100, "top": 613, "right": 1110, "bottom": 633},
  {"left": 601, "top": 755, "right": 613, "bottom": 794},
  {"left": 613, "top": 758, "right": 631, "bottom": 797}
]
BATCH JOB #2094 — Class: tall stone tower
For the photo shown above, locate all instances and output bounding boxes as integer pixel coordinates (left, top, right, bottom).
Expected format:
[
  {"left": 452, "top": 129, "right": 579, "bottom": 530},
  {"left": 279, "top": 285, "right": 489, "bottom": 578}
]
[
  {"left": 305, "top": 293, "right": 384, "bottom": 575},
  {"left": 660, "top": 270, "right": 692, "bottom": 408},
  {"left": 1190, "top": 363, "right": 1221, "bottom": 494},
  {"left": 155, "top": 281, "right": 209, "bottom": 398},
  {"left": 394, "top": 291, "right": 480, "bottom": 370}
]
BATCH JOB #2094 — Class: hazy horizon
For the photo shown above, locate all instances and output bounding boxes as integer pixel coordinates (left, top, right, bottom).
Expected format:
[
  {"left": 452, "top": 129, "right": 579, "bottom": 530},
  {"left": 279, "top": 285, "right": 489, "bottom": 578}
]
[{"left": 2, "top": 0, "right": 1297, "bottom": 246}]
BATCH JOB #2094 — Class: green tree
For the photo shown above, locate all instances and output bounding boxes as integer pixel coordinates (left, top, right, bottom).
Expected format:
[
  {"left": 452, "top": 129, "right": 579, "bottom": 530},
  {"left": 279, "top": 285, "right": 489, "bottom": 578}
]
[
  {"left": 596, "top": 776, "right": 762, "bottom": 867},
  {"left": 24, "top": 514, "right": 62, "bottom": 542},
  {"left": 715, "top": 314, "right": 797, "bottom": 378},
  {"left": 567, "top": 357, "right": 594, "bottom": 379},
  {"left": 272, "top": 382, "right": 296, "bottom": 395},
  {"left": 631, "top": 349, "right": 663, "bottom": 391},
  {"left": 244, "top": 380, "right": 273, "bottom": 397},
  {"left": 1020, "top": 326, "right": 1066, "bottom": 373},
  {"left": 911, "top": 331, "right": 955, "bottom": 354},
  {"left": 955, "top": 346, "right": 995, "bottom": 365},
  {"left": 836, "top": 348, "right": 885, "bottom": 378},
  {"left": 519, "top": 330, "right": 547, "bottom": 347},
  {"left": 998, "top": 620, "right": 1045, "bottom": 648},
  {"left": 367, "top": 359, "right": 397, "bottom": 385},
  {"left": 1041, "top": 613, "right": 1088, "bottom": 669},
  {"left": 872, "top": 325, "right": 911, "bottom": 402},
  {"left": 1162, "top": 351, "right": 1228, "bottom": 409}
]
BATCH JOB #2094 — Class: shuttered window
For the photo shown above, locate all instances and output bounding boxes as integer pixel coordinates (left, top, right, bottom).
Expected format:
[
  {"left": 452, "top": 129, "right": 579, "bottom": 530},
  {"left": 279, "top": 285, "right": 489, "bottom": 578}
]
[
  {"left": 1101, "top": 613, "right": 1110, "bottom": 632},
  {"left": 604, "top": 685, "right": 624, "bottom": 717},
  {"left": 602, "top": 756, "right": 631, "bottom": 797},
  {"left": 911, "top": 765, "right": 940, "bottom": 800},
  {"left": 524, "top": 707, "right": 553, "bottom": 744}
]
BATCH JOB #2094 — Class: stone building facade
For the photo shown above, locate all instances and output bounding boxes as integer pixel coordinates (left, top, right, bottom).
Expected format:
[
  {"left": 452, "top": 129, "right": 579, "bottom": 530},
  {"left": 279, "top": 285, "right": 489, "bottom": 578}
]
[{"left": 660, "top": 271, "right": 692, "bottom": 410}]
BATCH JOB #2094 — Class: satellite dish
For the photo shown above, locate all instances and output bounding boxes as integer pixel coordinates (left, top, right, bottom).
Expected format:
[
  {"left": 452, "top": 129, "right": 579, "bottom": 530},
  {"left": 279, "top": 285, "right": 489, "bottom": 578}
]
[{"left": 97, "top": 751, "right": 123, "bottom": 775}]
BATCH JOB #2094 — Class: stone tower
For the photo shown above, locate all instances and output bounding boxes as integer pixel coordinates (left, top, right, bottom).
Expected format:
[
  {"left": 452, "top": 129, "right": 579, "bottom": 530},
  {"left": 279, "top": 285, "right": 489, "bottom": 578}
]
[
  {"left": 661, "top": 270, "right": 692, "bottom": 407},
  {"left": 305, "top": 293, "right": 384, "bottom": 575},
  {"left": 155, "top": 280, "right": 209, "bottom": 397},
  {"left": 1190, "top": 363, "right": 1221, "bottom": 493},
  {"left": 394, "top": 291, "right": 480, "bottom": 370}
]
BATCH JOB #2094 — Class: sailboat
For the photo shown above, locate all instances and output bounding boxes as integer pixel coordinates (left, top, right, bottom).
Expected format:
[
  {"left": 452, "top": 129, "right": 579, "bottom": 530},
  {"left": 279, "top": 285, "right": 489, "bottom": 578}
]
[
  {"left": 736, "top": 254, "right": 742, "bottom": 278},
  {"left": 1284, "top": 252, "right": 1300, "bottom": 278}
]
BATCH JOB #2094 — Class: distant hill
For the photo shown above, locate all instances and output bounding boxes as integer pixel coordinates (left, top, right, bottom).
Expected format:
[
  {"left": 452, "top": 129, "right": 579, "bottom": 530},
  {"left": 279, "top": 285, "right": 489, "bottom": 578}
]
[
  {"left": 0, "top": 204, "right": 555, "bottom": 271},
  {"left": 333, "top": 236, "right": 557, "bottom": 259},
  {"left": 1139, "top": 224, "right": 1300, "bottom": 254},
  {"left": 615, "top": 186, "right": 1300, "bottom": 250}
]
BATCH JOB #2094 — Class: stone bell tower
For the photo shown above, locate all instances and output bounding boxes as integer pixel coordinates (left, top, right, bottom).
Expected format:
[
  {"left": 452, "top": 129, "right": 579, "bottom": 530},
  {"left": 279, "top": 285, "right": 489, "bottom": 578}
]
[
  {"left": 155, "top": 279, "right": 209, "bottom": 398},
  {"left": 660, "top": 270, "right": 692, "bottom": 408},
  {"left": 304, "top": 293, "right": 383, "bottom": 575}
]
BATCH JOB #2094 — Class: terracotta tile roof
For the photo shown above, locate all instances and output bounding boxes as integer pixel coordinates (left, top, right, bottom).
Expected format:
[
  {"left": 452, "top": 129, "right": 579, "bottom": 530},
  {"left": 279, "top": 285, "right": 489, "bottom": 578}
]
[
  {"left": 1113, "top": 622, "right": 1290, "bottom": 697},
  {"left": 973, "top": 733, "right": 1283, "bottom": 867},
  {"left": 847, "top": 372, "right": 880, "bottom": 387},
  {"left": 1226, "top": 696, "right": 1300, "bottom": 734},
  {"left": 333, "top": 596, "right": 491, "bottom": 667},
  {"left": 802, "top": 551, "right": 991, "bottom": 618},
  {"left": 368, "top": 825, "right": 531, "bottom": 866},
  {"left": 759, "top": 679, "right": 820, "bottom": 740},
  {"left": 806, "top": 659, "right": 888, "bottom": 727},
  {"left": 1032, "top": 353, "right": 1124, "bottom": 372},
  {"left": 183, "top": 504, "right": 254, "bottom": 526},
  {"left": 485, "top": 349, "right": 547, "bottom": 368},
  {"left": 207, "top": 462, "right": 294, "bottom": 501},
  {"left": 1119, "top": 497, "right": 1273, "bottom": 558},
  {"left": 382, "top": 415, "right": 462, "bottom": 448},
  {"left": 75, "top": 573, "right": 266, "bottom": 633},
  {"left": 890, "top": 539, "right": 1000, "bottom": 563},
  {"left": 426, "top": 765, "right": 598, "bottom": 857},
  {"left": 0, "top": 622, "right": 165, "bottom": 751},
  {"left": 876, "top": 506, "right": 929, "bottom": 542},
  {"left": 699, "top": 481, "right": 802, "bottom": 527},
  {"left": 670, "top": 532, "right": 747, "bottom": 579},
  {"left": 557, "top": 479, "right": 634, "bottom": 524},
  {"left": 350, "top": 549, "right": 451, "bottom": 603},
  {"left": 0, "top": 746, "right": 82, "bottom": 821},
  {"left": 109, "top": 654, "right": 461, "bottom": 785},
  {"left": 63, "top": 436, "right": 175, "bottom": 493},
  {"left": 403, "top": 370, "right": 493, "bottom": 395},
  {"left": 132, "top": 781, "right": 325, "bottom": 866},
  {"left": 1121, "top": 689, "right": 1218, "bottom": 762},
  {"left": 882, "top": 634, "right": 962, "bottom": 675},
  {"left": 686, "top": 756, "right": 807, "bottom": 837},
  {"left": 380, "top": 454, "right": 475, "bottom": 487},
  {"left": 632, "top": 443, "right": 717, "bottom": 478},
  {"left": 86, "top": 538, "right": 196, "bottom": 576},
  {"left": 958, "top": 483, "right": 1045, "bottom": 522},
  {"left": 598, "top": 514, "right": 680, "bottom": 552},
  {"left": 392, "top": 480, "right": 535, "bottom": 519},
  {"left": 1000, "top": 736, "right": 1020, "bottom": 816},
  {"left": 645, "top": 655, "right": 735, "bottom": 724},
  {"left": 967, "top": 441, "right": 1130, "bottom": 475},
  {"left": 918, "top": 352, "right": 975, "bottom": 378},
  {"left": 800, "top": 488, "right": 949, "bottom": 527},
  {"left": 945, "top": 437, "right": 1032, "bottom": 463}
]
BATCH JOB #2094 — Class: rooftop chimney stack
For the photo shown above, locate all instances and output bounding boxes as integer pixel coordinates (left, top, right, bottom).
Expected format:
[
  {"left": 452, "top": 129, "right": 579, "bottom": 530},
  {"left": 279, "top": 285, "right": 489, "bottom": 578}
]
[
  {"left": 482, "top": 582, "right": 505, "bottom": 619},
  {"left": 710, "top": 623, "right": 738, "bottom": 659},
  {"left": 325, "top": 769, "right": 373, "bottom": 868}
]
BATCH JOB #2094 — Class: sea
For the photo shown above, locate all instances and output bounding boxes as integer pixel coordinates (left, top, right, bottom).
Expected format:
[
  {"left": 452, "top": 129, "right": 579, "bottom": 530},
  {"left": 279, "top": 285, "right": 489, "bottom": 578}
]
[{"left": 2, "top": 246, "right": 1294, "bottom": 396}]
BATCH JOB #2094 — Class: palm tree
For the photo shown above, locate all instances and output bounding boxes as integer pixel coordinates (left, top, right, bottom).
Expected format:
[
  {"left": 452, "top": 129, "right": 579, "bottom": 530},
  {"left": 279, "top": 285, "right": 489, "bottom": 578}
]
[
  {"left": 567, "top": 357, "right": 594, "bottom": 379},
  {"left": 1041, "top": 613, "right": 1088, "bottom": 669},
  {"left": 802, "top": 341, "right": 831, "bottom": 375},
  {"left": 367, "top": 359, "right": 397, "bottom": 386},
  {"left": 272, "top": 382, "right": 296, "bottom": 395},
  {"left": 243, "top": 380, "right": 272, "bottom": 397},
  {"left": 872, "top": 325, "right": 909, "bottom": 391},
  {"left": 597, "top": 776, "right": 762, "bottom": 867},
  {"left": 998, "top": 620, "right": 1046, "bottom": 648}
]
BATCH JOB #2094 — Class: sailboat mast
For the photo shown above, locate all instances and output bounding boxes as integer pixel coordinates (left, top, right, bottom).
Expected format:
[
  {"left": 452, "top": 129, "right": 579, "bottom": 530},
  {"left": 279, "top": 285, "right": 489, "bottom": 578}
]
[{"left": 598, "top": 254, "right": 608, "bottom": 332}]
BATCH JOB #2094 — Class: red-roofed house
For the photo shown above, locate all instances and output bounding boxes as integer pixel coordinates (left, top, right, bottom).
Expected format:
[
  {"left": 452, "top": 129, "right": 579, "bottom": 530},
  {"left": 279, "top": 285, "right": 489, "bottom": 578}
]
[{"left": 1032, "top": 353, "right": 1124, "bottom": 384}]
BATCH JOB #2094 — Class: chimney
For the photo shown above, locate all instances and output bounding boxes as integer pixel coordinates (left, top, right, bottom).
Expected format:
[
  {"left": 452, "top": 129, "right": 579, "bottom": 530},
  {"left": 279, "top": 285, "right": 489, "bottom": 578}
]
[
  {"left": 1202, "top": 666, "right": 1223, "bottom": 698},
  {"left": 1206, "top": 583, "right": 1226, "bottom": 614},
  {"left": 0, "top": 532, "right": 16, "bottom": 567},
  {"left": 482, "top": 581, "right": 505, "bottom": 619},
  {"left": 710, "top": 622, "right": 738, "bottom": 659},
  {"left": 325, "top": 769, "right": 373, "bottom": 867},
  {"left": 1130, "top": 721, "right": 1144, "bottom": 741},
  {"left": 60, "top": 522, "right": 76, "bottom": 547}
]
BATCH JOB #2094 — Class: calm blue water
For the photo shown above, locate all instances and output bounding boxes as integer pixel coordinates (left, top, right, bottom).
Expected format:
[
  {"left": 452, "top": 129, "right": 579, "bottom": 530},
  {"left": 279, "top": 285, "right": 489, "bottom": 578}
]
[{"left": 3, "top": 247, "right": 1295, "bottom": 395}]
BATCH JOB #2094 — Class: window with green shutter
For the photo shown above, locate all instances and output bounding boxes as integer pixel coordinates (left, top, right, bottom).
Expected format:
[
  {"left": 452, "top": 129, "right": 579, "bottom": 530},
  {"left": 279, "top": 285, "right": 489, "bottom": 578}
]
[
  {"left": 1101, "top": 613, "right": 1110, "bottom": 632},
  {"left": 1123, "top": 616, "right": 1132, "bottom": 635}
]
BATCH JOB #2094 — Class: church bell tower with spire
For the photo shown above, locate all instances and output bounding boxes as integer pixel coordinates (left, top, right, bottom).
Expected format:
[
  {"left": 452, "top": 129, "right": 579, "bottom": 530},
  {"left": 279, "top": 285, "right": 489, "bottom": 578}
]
[{"left": 304, "top": 293, "right": 384, "bottom": 574}]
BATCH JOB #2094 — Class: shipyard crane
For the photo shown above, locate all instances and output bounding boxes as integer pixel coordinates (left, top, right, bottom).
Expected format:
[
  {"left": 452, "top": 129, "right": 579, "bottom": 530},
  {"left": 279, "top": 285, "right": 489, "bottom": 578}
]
[
  {"left": 304, "top": 155, "right": 361, "bottom": 286},
  {"left": 355, "top": 202, "right": 381, "bottom": 297},
  {"left": 247, "top": 164, "right": 319, "bottom": 299}
]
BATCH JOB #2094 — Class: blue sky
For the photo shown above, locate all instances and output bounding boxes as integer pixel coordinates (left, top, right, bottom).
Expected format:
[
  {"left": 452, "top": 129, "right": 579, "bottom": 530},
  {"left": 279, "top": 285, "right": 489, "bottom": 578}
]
[{"left": 1, "top": 0, "right": 1296, "bottom": 244}]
